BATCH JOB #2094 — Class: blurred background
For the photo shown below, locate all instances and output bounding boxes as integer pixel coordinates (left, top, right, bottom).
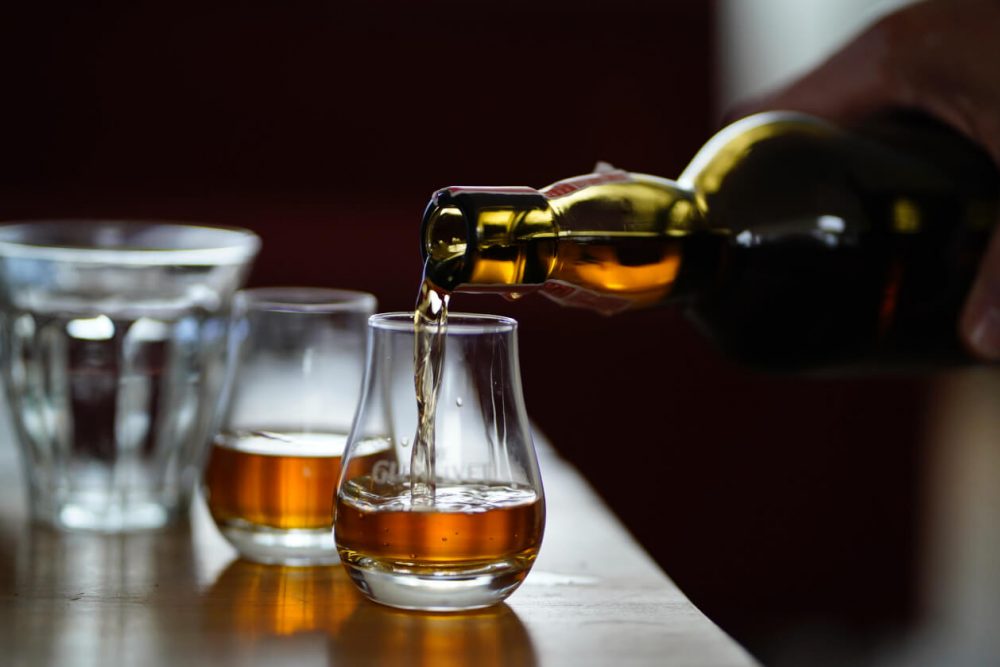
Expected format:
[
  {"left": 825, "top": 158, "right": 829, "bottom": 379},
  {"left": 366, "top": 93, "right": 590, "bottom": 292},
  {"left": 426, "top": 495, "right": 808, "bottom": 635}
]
[{"left": 2, "top": 0, "right": 997, "bottom": 664}]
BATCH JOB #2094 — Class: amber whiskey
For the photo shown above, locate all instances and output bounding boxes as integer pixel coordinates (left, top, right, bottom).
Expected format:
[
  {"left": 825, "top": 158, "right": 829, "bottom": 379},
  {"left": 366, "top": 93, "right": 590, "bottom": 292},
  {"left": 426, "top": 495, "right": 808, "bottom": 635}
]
[
  {"left": 204, "top": 432, "right": 391, "bottom": 530},
  {"left": 335, "top": 480, "right": 543, "bottom": 568}
]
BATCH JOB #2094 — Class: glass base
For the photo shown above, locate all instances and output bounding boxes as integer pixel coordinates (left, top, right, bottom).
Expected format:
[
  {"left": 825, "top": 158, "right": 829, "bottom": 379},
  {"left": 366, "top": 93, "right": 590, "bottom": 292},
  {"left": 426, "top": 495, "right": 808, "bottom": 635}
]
[
  {"left": 339, "top": 552, "right": 532, "bottom": 611},
  {"left": 32, "top": 494, "right": 178, "bottom": 533},
  {"left": 218, "top": 520, "right": 339, "bottom": 566}
]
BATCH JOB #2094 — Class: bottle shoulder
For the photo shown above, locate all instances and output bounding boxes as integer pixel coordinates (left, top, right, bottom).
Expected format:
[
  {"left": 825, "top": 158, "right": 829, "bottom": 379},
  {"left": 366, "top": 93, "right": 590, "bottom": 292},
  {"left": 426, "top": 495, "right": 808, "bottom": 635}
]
[
  {"left": 682, "top": 112, "right": 997, "bottom": 210},
  {"left": 679, "top": 112, "right": 837, "bottom": 188}
]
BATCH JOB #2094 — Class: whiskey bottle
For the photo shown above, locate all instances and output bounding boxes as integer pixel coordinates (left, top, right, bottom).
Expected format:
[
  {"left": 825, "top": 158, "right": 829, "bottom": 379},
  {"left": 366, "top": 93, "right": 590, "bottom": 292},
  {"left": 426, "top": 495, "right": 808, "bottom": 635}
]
[{"left": 420, "top": 112, "right": 998, "bottom": 370}]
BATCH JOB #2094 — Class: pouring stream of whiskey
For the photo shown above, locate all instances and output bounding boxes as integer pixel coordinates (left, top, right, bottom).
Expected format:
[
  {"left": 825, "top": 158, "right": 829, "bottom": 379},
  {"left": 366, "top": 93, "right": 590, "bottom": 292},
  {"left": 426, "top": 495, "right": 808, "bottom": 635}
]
[{"left": 411, "top": 274, "right": 449, "bottom": 506}]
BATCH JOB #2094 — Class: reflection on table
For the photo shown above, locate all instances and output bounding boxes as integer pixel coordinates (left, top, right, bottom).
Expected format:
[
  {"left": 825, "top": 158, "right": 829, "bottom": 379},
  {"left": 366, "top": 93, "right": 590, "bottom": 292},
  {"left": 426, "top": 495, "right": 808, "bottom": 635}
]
[
  {"left": 0, "top": 428, "right": 756, "bottom": 666},
  {"left": 332, "top": 601, "right": 536, "bottom": 667}
]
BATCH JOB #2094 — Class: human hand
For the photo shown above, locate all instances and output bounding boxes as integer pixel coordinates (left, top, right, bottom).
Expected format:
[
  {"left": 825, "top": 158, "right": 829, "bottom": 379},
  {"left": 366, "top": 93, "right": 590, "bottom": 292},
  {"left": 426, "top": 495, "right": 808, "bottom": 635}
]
[{"left": 731, "top": 0, "right": 1000, "bottom": 360}]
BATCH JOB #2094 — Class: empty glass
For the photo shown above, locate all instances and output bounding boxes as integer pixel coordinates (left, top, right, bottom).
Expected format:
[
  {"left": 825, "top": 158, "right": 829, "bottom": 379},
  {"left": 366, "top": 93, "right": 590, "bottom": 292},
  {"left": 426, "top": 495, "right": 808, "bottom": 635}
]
[
  {"left": 203, "top": 287, "right": 376, "bottom": 565},
  {"left": 0, "top": 221, "right": 259, "bottom": 532},
  {"left": 335, "top": 312, "right": 545, "bottom": 611}
]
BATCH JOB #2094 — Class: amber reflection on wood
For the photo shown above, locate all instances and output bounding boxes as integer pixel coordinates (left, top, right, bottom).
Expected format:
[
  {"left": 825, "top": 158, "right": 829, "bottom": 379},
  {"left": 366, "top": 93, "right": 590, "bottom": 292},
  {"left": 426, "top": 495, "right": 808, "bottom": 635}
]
[
  {"left": 208, "top": 561, "right": 361, "bottom": 637},
  {"left": 332, "top": 603, "right": 537, "bottom": 667}
]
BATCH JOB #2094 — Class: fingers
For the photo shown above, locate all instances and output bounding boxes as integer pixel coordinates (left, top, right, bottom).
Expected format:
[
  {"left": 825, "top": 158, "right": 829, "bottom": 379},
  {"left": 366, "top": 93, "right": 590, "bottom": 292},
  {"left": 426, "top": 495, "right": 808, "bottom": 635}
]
[
  {"left": 961, "top": 221, "right": 1000, "bottom": 360},
  {"left": 723, "top": 0, "right": 1000, "bottom": 362},
  {"left": 728, "top": 0, "right": 1000, "bottom": 161}
]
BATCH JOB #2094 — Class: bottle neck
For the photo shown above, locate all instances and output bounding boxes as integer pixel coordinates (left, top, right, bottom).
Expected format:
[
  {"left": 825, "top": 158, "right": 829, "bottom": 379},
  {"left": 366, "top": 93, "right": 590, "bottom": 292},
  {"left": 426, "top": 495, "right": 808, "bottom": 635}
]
[
  {"left": 421, "top": 171, "right": 717, "bottom": 310},
  {"left": 421, "top": 185, "right": 553, "bottom": 291}
]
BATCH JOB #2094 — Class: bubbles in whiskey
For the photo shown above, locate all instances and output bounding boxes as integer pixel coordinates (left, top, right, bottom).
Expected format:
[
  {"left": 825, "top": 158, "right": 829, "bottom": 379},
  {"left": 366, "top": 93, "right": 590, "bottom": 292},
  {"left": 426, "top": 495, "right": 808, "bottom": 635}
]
[
  {"left": 335, "top": 481, "right": 543, "bottom": 565},
  {"left": 204, "top": 431, "right": 391, "bottom": 530}
]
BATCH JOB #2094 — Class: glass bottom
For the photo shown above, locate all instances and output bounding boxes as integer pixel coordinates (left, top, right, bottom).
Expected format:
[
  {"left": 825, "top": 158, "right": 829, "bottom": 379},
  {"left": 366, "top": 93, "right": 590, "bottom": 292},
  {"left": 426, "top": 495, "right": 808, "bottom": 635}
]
[
  {"left": 218, "top": 519, "right": 339, "bottom": 566},
  {"left": 32, "top": 497, "right": 177, "bottom": 533},
  {"left": 338, "top": 551, "right": 533, "bottom": 611}
]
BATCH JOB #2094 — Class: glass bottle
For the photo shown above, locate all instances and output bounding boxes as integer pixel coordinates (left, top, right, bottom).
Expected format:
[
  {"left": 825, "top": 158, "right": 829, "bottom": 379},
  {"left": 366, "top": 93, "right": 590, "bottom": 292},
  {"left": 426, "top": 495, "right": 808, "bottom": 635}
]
[{"left": 421, "top": 112, "right": 998, "bottom": 370}]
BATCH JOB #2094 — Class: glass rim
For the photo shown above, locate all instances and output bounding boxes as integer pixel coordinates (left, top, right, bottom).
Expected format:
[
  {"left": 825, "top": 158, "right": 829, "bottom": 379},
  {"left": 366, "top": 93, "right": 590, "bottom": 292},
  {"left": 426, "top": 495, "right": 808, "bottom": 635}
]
[
  {"left": 370, "top": 311, "right": 517, "bottom": 334},
  {"left": 0, "top": 220, "right": 261, "bottom": 266},
  {"left": 240, "top": 287, "right": 377, "bottom": 313}
]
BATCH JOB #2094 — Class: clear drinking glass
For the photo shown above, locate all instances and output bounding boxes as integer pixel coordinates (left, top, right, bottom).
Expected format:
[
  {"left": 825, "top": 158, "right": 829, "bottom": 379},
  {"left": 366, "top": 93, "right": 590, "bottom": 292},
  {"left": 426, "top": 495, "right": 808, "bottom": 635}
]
[
  {"left": 203, "top": 287, "right": 377, "bottom": 565},
  {"left": 0, "top": 220, "right": 260, "bottom": 532},
  {"left": 335, "top": 312, "right": 545, "bottom": 611}
]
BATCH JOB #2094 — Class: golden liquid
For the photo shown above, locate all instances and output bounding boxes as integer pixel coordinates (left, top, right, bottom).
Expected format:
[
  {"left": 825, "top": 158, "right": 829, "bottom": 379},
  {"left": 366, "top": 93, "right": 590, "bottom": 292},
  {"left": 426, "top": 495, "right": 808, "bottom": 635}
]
[
  {"left": 411, "top": 273, "right": 449, "bottom": 504},
  {"left": 204, "top": 432, "right": 391, "bottom": 530},
  {"left": 426, "top": 233, "right": 690, "bottom": 315},
  {"left": 551, "top": 235, "right": 683, "bottom": 294},
  {"left": 336, "top": 482, "right": 543, "bottom": 565}
]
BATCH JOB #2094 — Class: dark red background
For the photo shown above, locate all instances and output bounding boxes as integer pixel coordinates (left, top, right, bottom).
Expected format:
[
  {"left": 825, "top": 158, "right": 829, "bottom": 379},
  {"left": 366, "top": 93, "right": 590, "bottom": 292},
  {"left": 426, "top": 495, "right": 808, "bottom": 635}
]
[{"left": 0, "top": 1, "right": 925, "bottom": 661}]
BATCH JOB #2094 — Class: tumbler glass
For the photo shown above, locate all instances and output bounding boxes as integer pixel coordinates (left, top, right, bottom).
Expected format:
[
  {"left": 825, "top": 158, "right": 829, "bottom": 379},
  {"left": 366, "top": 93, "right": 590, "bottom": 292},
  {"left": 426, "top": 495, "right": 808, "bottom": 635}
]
[
  {"left": 0, "top": 220, "right": 260, "bottom": 532},
  {"left": 335, "top": 312, "right": 545, "bottom": 611},
  {"left": 203, "top": 287, "right": 377, "bottom": 565}
]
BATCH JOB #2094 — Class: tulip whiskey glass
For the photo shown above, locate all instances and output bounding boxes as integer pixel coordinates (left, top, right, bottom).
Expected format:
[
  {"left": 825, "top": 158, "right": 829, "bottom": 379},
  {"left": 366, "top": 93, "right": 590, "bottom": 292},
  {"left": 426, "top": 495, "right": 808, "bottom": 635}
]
[
  {"left": 204, "top": 287, "right": 376, "bottom": 564},
  {"left": 335, "top": 313, "right": 544, "bottom": 610}
]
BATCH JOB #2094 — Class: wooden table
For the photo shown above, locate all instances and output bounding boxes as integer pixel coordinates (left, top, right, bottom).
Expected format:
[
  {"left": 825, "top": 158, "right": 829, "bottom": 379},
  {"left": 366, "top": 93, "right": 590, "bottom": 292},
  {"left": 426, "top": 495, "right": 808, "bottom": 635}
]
[{"left": 0, "top": 426, "right": 756, "bottom": 666}]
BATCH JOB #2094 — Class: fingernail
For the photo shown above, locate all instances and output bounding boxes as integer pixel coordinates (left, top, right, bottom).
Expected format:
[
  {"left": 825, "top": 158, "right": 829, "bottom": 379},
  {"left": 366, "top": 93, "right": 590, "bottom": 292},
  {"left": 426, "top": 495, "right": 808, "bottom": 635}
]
[{"left": 968, "top": 306, "right": 1000, "bottom": 361}]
